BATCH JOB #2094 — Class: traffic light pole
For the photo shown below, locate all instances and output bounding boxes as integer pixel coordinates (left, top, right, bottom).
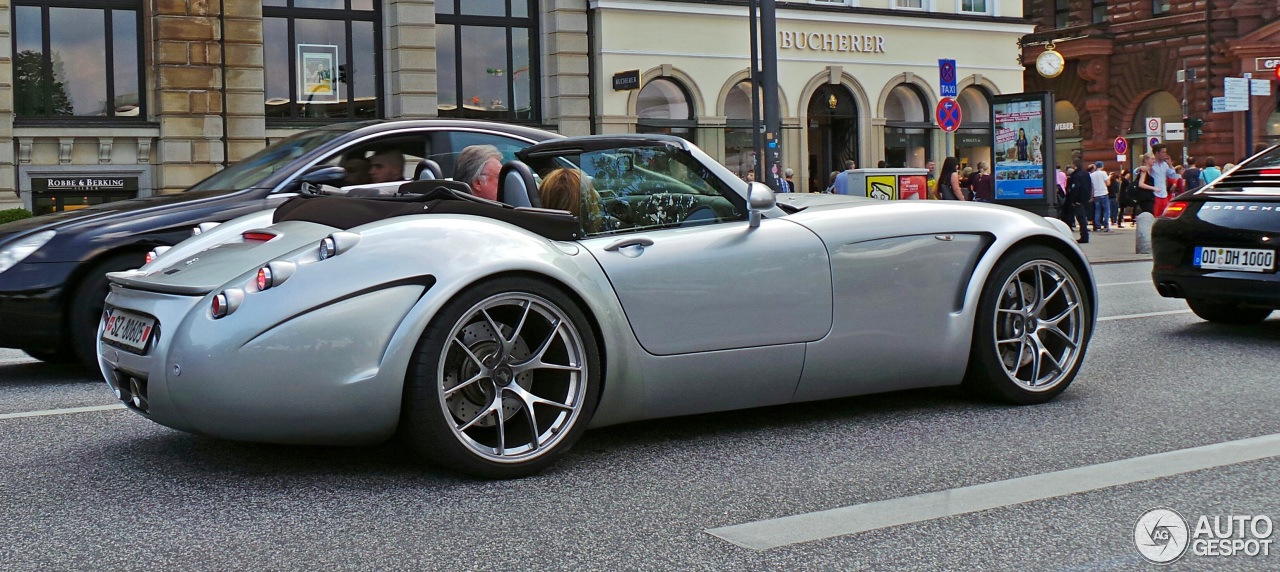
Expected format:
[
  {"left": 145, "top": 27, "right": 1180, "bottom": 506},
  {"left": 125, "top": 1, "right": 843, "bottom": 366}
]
[{"left": 760, "top": 0, "right": 781, "bottom": 189}]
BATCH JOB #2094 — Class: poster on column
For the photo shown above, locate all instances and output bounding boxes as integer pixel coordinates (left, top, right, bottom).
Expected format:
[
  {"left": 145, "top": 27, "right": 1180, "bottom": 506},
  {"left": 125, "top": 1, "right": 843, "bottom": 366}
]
[
  {"left": 990, "top": 92, "right": 1055, "bottom": 212},
  {"left": 297, "top": 44, "right": 340, "bottom": 103}
]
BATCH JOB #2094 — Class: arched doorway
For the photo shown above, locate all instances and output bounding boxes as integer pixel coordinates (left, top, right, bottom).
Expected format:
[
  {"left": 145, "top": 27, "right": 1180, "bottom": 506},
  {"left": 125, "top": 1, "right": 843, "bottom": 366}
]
[
  {"left": 956, "top": 86, "right": 992, "bottom": 170},
  {"left": 884, "top": 84, "right": 932, "bottom": 168},
  {"left": 723, "top": 80, "right": 760, "bottom": 180},
  {"left": 1130, "top": 91, "right": 1183, "bottom": 169},
  {"left": 636, "top": 78, "right": 696, "bottom": 142},
  {"left": 806, "top": 84, "right": 858, "bottom": 193},
  {"left": 1053, "top": 100, "right": 1082, "bottom": 170}
]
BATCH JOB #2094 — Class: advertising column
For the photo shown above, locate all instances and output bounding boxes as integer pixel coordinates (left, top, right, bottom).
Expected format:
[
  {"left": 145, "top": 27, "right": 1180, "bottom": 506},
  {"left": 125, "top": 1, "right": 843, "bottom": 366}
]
[{"left": 991, "top": 92, "right": 1055, "bottom": 216}]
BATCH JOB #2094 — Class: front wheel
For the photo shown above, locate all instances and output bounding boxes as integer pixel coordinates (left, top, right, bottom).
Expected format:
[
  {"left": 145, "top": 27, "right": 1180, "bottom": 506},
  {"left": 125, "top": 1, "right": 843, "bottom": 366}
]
[
  {"left": 402, "top": 277, "right": 600, "bottom": 479},
  {"left": 70, "top": 253, "right": 146, "bottom": 371},
  {"left": 1186, "top": 299, "right": 1273, "bottom": 324},
  {"left": 964, "top": 246, "right": 1091, "bottom": 405}
]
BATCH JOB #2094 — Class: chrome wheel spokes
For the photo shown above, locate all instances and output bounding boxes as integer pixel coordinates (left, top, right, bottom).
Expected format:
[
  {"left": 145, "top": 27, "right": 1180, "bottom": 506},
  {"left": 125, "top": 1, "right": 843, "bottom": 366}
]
[
  {"left": 993, "top": 260, "right": 1084, "bottom": 391},
  {"left": 439, "top": 293, "right": 587, "bottom": 463}
]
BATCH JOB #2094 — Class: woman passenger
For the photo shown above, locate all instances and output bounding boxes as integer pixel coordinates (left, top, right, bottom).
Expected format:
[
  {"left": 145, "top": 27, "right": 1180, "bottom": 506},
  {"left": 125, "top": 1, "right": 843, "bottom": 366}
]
[{"left": 539, "top": 168, "right": 604, "bottom": 234}]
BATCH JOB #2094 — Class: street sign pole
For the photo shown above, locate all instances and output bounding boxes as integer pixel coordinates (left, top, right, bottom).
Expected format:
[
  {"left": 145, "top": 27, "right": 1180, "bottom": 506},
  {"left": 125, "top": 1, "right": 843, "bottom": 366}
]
[
  {"left": 760, "top": 0, "right": 782, "bottom": 189},
  {"left": 747, "top": 0, "right": 761, "bottom": 183},
  {"left": 1245, "top": 73, "right": 1255, "bottom": 157}
]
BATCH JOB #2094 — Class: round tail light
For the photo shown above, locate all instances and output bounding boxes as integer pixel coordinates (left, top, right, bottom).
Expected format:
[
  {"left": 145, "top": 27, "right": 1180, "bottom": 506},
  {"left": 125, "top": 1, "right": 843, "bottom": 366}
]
[
  {"left": 211, "top": 293, "right": 229, "bottom": 319},
  {"left": 256, "top": 267, "right": 273, "bottom": 291}
]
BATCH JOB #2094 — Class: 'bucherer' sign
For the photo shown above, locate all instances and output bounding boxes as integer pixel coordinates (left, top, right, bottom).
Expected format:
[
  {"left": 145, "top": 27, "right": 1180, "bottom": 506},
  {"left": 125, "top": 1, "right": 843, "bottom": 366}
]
[{"left": 779, "top": 31, "right": 886, "bottom": 53}]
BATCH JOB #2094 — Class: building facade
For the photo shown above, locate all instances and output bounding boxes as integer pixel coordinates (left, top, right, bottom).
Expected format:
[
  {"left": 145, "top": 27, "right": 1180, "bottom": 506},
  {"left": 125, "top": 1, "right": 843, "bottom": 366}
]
[
  {"left": 1, "top": 0, "right": 1030, "bottom": 212},
  {"left": 595, "top": 0, "right": 1031, "bottom": 192},
  {"left": 1022, "top": 0, "right": 1280, "bottom": 172}
]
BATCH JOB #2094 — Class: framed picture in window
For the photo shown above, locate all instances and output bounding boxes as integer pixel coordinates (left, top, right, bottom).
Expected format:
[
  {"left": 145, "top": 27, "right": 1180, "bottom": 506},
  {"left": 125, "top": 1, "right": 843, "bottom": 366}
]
[{"left": 297, "top": 44, "right": 340, "bottom": 103}]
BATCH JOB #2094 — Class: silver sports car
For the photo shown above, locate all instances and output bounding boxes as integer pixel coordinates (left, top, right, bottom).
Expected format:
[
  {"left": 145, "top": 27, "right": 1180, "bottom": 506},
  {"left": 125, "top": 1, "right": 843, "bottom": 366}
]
[{"left": 98, "top": 135, "right": 1096, "bottom": 479}]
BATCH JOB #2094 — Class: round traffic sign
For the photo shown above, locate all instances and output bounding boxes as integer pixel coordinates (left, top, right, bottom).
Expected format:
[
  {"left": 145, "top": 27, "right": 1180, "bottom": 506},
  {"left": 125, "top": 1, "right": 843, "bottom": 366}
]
[
  {"left": 1147, "top": 117, "right": 1161, "bottom": 133},
  {"left": 936, "top": 97, "right": 962, "bottom": 133},
  {"left": 1148, "top": 136, "right": 1162, "bottom": 149},
  {"left": 1114, "top": 137, "right": 1128, "bottom": 155}
]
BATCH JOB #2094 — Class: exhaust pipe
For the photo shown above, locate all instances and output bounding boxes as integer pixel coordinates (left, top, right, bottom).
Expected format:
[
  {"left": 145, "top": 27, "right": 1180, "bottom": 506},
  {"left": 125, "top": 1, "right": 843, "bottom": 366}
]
[{"left": 1156, "top": 281, "right": 1183, "bottom": 298}]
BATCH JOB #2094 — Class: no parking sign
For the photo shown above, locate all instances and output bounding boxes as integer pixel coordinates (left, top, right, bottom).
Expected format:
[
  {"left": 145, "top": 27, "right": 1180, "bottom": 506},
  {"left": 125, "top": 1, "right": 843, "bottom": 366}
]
[{"left": 936, "top": 97, "right": 962, "bottom": 133}]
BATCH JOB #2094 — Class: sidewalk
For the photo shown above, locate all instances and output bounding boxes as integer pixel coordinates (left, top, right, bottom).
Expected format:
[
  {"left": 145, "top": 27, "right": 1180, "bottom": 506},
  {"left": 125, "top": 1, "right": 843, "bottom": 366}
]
[{"left": 1070, "top": 219, "right": 1153, "bottom": 265}]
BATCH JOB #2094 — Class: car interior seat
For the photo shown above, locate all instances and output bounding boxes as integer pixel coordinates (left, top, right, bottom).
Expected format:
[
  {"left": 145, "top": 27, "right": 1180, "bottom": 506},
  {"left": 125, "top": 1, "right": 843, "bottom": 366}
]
[
  {"left": 498, "top": 161, "right": 541, "bottom": 208},
  {"left": 414, "top": 159, "right": 444, "bottom": 181}
]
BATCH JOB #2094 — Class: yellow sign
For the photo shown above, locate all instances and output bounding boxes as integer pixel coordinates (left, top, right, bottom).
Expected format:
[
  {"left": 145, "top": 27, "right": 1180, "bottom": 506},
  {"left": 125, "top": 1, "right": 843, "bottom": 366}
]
[{"left": 866, "top": 175, "right": 897, "bottom": 200}]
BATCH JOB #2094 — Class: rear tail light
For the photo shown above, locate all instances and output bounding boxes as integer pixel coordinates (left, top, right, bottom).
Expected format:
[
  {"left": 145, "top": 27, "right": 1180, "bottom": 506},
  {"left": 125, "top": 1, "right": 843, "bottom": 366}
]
[
  {"left": 242, "top": 231, "right": 277, "bottom": 242},
  {"left": 144, "top": 246, "right": 171, "bottom": 264},
  {"left": 255, "top": 261, "right": 296, "bottom": 291},
  {"left": 317, "top": 231, "right": 360, "bottom": 260},
  {"left": 1160, "top": 201, "right": 1188, "bottom": 219},
  {"left": 210, "top": 289, "right": 244, "bottom": 319}
]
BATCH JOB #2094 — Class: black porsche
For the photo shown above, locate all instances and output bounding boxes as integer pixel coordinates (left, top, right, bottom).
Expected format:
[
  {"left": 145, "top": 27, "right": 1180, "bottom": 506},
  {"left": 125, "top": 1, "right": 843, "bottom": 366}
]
[
  {"left": 1152, "top": 145, "right": 1280, "bottom": 323},
  {"left": 0, "top": 120, "right": 559, "bottom": 368}
]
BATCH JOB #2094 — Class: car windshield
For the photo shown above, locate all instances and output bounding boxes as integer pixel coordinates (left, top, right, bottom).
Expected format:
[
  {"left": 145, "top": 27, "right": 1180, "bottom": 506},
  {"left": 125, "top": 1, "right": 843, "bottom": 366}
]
[{"left": 186, "top": 129, "right": 349, "bottom": 192}]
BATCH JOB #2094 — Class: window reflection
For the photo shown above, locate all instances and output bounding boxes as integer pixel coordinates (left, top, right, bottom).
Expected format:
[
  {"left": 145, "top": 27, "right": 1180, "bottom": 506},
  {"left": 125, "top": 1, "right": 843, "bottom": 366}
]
[
  {"left": 262, "top": 4, "right": 380, "bottom": 120},
  {"left": 14, "top": 3, "right": 143, "bottom": 119},
  {"left": 437, "top": 3, "right": 538, "bottom": 122}
]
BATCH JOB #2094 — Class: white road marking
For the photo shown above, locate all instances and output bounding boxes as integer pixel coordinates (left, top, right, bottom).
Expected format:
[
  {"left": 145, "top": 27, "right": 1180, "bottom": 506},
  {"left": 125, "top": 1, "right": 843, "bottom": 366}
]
[
  {"left": 1097, "top": 280, "right": 1153, "bottom": 287},
  {"left": 1098, "top": 309, "right": 1193, "bottom": 322},
  {"left": 0, "top": 404, "right": 126, "bottom": 420},
  {"left": 0, "top": 357, "right": 40, "bottom": 366},
  {"left": 707, "top": 432, "right": 1280, "bottom": 551}
]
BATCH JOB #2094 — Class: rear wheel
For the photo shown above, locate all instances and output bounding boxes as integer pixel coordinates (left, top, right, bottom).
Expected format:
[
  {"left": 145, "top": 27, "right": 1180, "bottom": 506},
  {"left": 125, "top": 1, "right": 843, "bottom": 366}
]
[
  {"left": 69, "top": 253, "right": 146, "bottom": 371},
  {"left": 964, "top": 246, "right": 1091, "bottom": 405},
  {"left": 24, "top": 348, "right": 75, "bottom": 364},
  {"left": 402, "top": 277, "right": 600, "bottom": 479},
  {"left": 1186, "top": 299, "right": 1273, "bottom": 324}
]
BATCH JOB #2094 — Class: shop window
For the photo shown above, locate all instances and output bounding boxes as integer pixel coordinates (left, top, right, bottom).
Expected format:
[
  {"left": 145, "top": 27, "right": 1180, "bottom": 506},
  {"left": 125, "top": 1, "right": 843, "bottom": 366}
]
[
  {"left": 1091, "top": 0, "right": 1107, "bottom": 22},
  {"left": 956, "top": 87, "right": 992, "bottom": 170},
  {"left": 636, "top": 78, "right": 697, "bottom": 143},
  {"left": 263, "top": 1, "right": 380, "bottom": 121},
  {"left": 1152, "top": 1, "right": 1170, "bottom": 16},
  {"left": 12, "top": 1, "right": 143, "bottom": 120},
  {"left": 960, "top": 0, "right": 988, "bottom": 14},
  {"left": 437, "top": 1, "right": 539, "bottom": 123},
  {"left": 724, "top": 80, "right": 764, "bottom": 180},
  {"left": 884, "top": 84, "right": 932, "bottom": 169},
  {"left": 894, "top": 0, "right": 926, "bottom": 9}
]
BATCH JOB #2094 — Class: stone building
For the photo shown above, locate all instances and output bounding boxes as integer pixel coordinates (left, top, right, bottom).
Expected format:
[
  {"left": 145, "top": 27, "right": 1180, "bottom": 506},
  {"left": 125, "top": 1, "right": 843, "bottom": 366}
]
[
  {"left": 1021, "top": 0, "right": 1280, "bottom": 171},
  {"left": 1, "top": 0, "right": 1028, "bottom": 212}
]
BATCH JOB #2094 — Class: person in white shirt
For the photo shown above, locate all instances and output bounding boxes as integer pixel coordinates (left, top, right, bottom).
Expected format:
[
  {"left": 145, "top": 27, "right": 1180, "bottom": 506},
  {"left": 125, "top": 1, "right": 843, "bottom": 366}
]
[
  {"left": 1089, "top": 160, "right": 1110, "bottom": 232},
  {"left": 1149, "top": 144, "right": 1181, "bottom": 216}
]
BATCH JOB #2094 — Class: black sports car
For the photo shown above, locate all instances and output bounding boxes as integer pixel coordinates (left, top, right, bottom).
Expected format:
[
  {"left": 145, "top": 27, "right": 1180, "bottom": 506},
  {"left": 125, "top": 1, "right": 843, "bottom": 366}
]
[
  {"left": 0, "top": 120, "right": 560, "bottom": 367},
  {"left": 1152, "top": 145, "right": 1280, "bottom": 323}
]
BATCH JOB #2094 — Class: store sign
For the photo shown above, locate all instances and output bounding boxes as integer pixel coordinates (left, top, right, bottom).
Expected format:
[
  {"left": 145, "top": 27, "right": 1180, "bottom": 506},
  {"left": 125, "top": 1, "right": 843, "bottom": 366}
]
[
  {"left": 31, "top": 176, "right": 139, "bottom": 193},
  {"left": 1254, "top": 57, "right": 1280, "bottom": 72},
  {"left": 612, "top": 69, "right": 641, "bottom": 91},
  {"left": 1054, "top": 122, "right": 1074, "bottom": 131},
  {"left": 779, "top": 30, "right": 886, "bottom": 54},
  {"left": 956, "top": 134, "right": 988, "bottom": 147}
]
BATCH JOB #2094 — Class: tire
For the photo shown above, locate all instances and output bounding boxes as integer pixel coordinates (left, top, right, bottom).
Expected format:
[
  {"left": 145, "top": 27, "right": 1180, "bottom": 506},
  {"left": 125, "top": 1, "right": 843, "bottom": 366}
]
[
  {"left": 964, "top": 245, "right": 1091, "bottom": 405},
  {"left": 1186, "top": 299, "right": 1273, "bottom": 324},
  {"left": 69, "top": 253, "right": 146, "bottom": 371},
  {"left": 402, "top": 277, "right": 601, "bottom": 479},
  {"left": 24, "top": 348, "right": 76, "bottom": 364}
]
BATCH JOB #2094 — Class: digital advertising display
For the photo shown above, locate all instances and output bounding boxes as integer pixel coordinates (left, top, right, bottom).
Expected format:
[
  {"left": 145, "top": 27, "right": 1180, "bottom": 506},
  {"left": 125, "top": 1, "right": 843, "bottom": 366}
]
[{"left": 991, "top": 92, "right": 1055, "bottom": 214}]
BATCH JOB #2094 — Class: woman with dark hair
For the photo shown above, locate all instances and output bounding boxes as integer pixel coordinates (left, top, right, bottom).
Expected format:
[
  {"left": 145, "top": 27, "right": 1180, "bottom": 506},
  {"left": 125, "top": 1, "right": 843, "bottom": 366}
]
[
  {"left": 1016, "top": 128, "right": 1029, "bottom": 162},
  {"left": 937, "top": 157, "right": 966, "bottom": 200}
]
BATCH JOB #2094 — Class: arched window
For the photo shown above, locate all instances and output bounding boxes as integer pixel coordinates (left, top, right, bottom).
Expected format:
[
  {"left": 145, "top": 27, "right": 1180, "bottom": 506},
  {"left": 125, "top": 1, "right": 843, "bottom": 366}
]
[
  {"left": 724, "top": 80, "right": 762, "bottom": 180},
  {"left": 1130, "top": 91, "right": 1183, "bottom": 167},
  {"left": 956, "top": 86, "right": 992, "bottom": 170},
  {"left": 1053, "top": 100, "right": 1081, "bottom": 170},
  {"left": 436, "top": 1, "right": 538, "bottom": 122},
  {"left": 636, "top": 78, "right": 696, "bottom": 142},
  {"left": 263, "top": 0, "right": 381, "bottom": 120},
  {"left": 884, "top": 84, "right": 931, "bottom": 168}
]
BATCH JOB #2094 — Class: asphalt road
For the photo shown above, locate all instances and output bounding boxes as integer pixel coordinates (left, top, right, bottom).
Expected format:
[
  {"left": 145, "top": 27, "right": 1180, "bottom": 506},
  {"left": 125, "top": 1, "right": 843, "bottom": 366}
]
[{"left": 2, "top": 260, "right": 1278, "bottom": 571}]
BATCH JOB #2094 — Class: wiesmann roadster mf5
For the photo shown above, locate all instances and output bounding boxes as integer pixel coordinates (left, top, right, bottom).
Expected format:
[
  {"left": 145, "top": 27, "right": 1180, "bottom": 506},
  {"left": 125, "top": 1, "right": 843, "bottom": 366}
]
[{"left": 98, "top": 135, "right": 1097, "bottom": 478}]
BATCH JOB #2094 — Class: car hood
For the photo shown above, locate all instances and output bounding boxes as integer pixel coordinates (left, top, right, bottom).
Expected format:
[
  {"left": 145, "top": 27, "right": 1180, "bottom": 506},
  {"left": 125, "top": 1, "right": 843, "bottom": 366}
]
[{"left": 0, "top": 190, "right": 252, "bottom": 244}]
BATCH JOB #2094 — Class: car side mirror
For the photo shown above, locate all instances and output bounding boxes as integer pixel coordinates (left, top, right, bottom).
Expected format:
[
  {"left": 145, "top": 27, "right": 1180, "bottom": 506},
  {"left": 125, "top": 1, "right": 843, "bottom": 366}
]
[
  {"left": 747, "top": 182, "right": 775, "bottom": 228},
  {"left": 300, "top": 166, "right": 347, "bottom": 186}
]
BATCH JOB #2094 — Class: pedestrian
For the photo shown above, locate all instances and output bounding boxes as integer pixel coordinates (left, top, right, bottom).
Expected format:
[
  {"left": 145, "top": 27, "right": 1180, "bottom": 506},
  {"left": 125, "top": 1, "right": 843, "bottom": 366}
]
[
  {"left": 1201, "top": 156, "right": 1222, "bottom": 185},
  {"left": 1149, "top": 144, "right": 1181, "bottom": 216},
  {"left": 936, "top": 157, "right": 966, "bottom": 201},
  {"left": 824, "top": 171, "right": 839, "bottom": 193},
  {"left": 969, "top": 162, "right": 994, "bottom": 202},
  {"left": 1118, "top": 169, "right": 1136, "bottom": 224},
  {"left": 1090, "top": 160, "right": 1110, "bottom": 232},
  {"left": 779, "top": 168, "right": 797, "bottom": 193},
  {"left": 1108, "top": 170, "right": 1123, "bottom": 228},
  {"left": 831, "top": 160, "right": 857, "bottom": 195},
  {"left": 1066, "top": 157, "right": 1092, "bottom": 243},
  {"left": 1183, "top": 157, "right": 1203, "bottom": 192},
  {"left": 1133, "top": 154, "right": 1158, "bottom": 215}
]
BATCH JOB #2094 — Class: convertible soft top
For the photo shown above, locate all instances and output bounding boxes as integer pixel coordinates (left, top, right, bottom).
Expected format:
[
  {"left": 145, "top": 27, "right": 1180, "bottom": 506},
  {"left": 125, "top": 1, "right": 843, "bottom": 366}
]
[{"left": 272, "top": 187, "right": 583, "bottom": 241}]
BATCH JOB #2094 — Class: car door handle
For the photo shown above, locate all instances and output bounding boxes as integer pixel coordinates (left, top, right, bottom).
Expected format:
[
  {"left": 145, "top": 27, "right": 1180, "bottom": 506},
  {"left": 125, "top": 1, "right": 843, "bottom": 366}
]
[{"left": 602, "top": 237, "right": 655, "bottom": 251}]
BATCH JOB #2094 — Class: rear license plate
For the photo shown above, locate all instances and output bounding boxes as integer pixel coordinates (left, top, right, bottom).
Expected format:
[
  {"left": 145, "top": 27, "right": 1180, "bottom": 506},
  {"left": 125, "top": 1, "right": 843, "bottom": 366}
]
[
  {"left": 102, "top": 307, "right": 156, "bottom": 353},
  {"left": 1193, "top": 246, "right": 1276, "bottom": 273}
]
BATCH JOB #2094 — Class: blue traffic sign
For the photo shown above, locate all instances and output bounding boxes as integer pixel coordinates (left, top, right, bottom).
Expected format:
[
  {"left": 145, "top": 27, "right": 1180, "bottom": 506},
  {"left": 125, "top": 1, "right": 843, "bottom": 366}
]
[
  {"left": 936, "top": 97, "right": 962, "bottom": 132},
  {"left": 939, "top": 59, "right": 957, "bottom": 98}
]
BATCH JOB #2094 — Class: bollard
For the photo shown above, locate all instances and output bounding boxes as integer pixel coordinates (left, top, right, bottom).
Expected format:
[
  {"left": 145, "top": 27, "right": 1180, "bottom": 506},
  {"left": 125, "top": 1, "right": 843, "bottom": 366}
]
[{"left": 1135, "top": 212, "right": 1155, "bottom": 254}]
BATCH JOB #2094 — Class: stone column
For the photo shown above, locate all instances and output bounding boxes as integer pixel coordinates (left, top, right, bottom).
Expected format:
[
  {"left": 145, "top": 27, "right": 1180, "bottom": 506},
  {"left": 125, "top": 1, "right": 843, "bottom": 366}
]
[
  {"left": 544, "top": 0, "right": 590, "bottom": 136},
  {"left": 222, "top": 0, "right": 266, "bottom": 163},
  {"left": 153, "top": 0, "right": 225, "bottom": 194},
  {"left": 384, "top": 0, "right": 436, "bottom": 118},
  {"left": 0, "top": 1, "right": 14, "bottom": 198}
]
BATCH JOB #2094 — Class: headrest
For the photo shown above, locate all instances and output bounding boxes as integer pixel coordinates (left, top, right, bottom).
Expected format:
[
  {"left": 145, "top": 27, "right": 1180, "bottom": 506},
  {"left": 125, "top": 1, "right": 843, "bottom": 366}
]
[
  {"left": 414, "top": 159, "right": 444, "bottom": 180},
  {"left": 498, "top": 160, "right": 540, "bottom": 208},
  {"left": 397, "top": 179, "right": 473, "bottom": 197}
]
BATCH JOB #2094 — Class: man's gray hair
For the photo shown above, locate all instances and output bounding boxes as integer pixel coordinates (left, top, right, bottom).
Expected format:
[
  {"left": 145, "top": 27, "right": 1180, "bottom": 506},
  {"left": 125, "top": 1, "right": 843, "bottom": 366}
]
[{"left": 455, "top": 144, "right": 504, "bottom": 188}]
